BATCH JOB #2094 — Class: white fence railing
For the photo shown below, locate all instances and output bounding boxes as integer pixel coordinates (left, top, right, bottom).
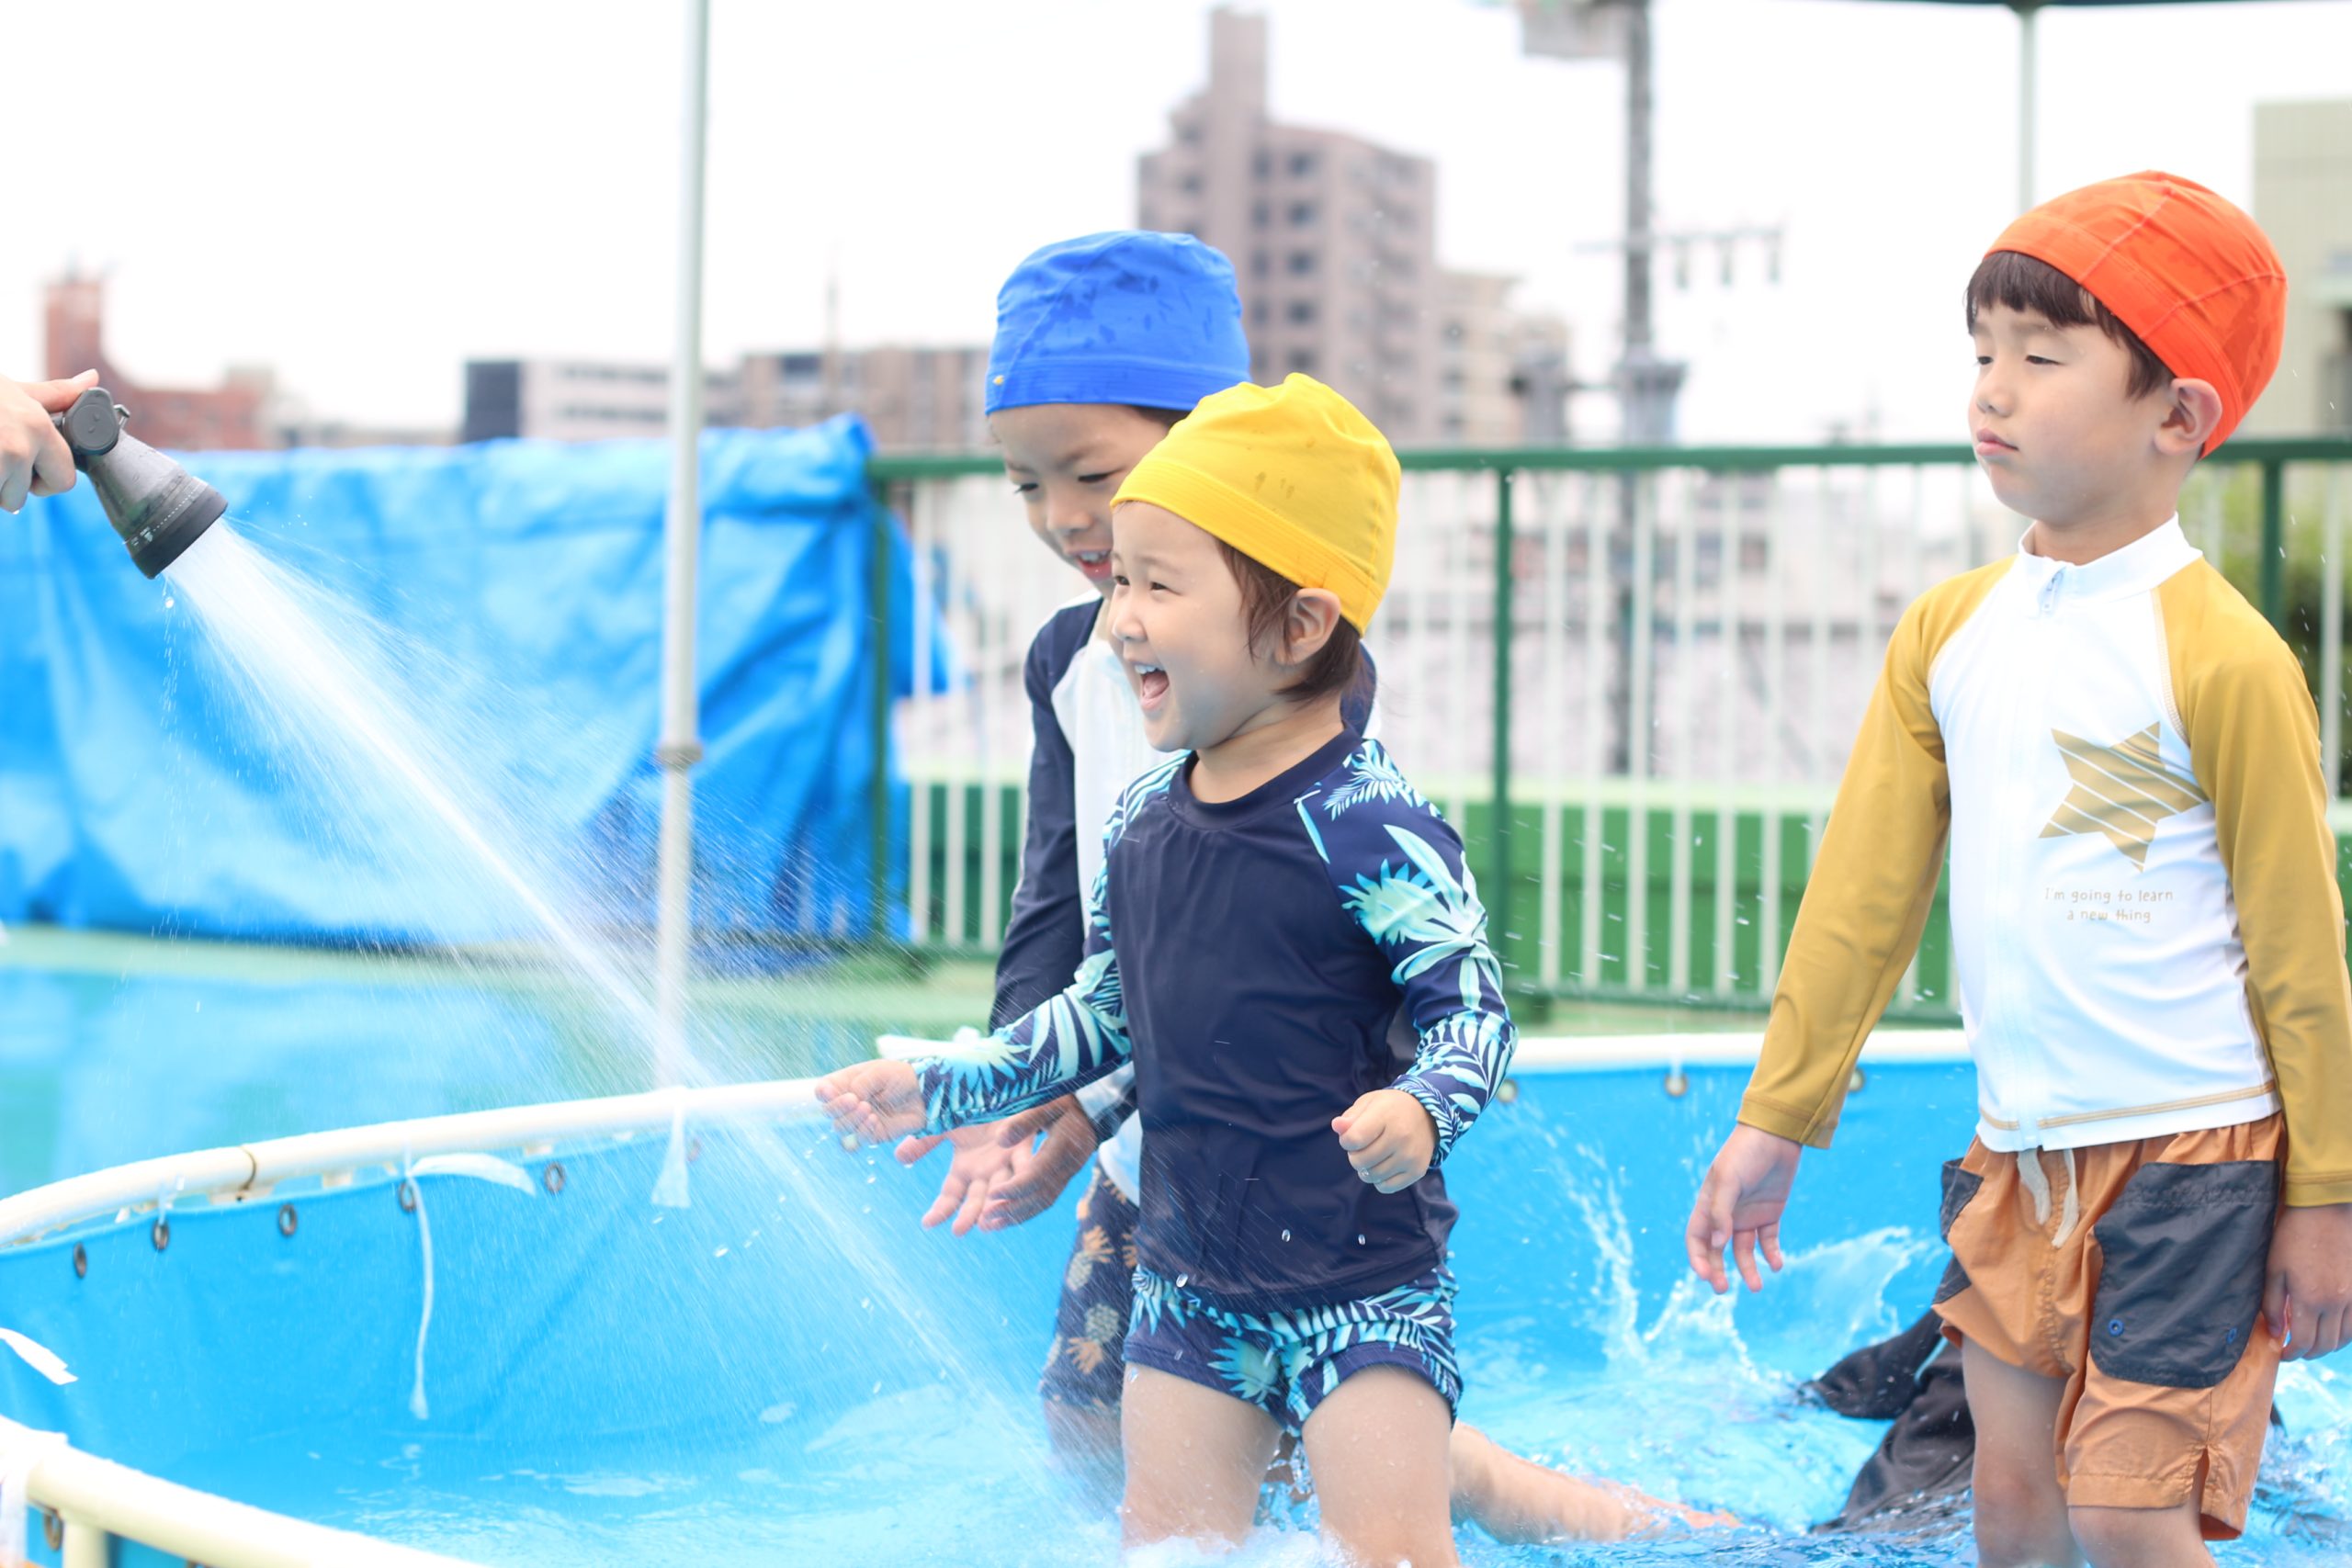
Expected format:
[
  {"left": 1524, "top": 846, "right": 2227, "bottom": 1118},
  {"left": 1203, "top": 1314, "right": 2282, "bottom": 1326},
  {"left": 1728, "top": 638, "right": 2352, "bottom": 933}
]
[{"left": 873, "top": 442, "right": 2352, "bottom": 1013}]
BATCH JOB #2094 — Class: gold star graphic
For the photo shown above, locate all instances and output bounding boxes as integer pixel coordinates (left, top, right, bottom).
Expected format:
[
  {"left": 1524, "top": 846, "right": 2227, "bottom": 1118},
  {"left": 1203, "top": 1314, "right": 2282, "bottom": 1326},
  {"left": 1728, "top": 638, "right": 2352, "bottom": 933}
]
[{"left": 2040, "top": 724, "right": 2207, "bottom": 869}]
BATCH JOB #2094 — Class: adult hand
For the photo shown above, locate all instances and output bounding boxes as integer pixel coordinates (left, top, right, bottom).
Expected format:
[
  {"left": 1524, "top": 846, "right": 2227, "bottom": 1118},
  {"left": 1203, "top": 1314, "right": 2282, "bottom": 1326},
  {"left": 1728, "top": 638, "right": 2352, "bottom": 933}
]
[
  {"left": 0, "top": 370, "right": 99, "bottom": 513},
  {"left": 2265, "top": 1201, "right": 2352, "bottom": 1361},
  {"left": 1684, "top": 1124, "right": 1803, "bottom": 1294},
  {"left": 1333, "top": 1088, "right": 1438, "bottom": 1193}
]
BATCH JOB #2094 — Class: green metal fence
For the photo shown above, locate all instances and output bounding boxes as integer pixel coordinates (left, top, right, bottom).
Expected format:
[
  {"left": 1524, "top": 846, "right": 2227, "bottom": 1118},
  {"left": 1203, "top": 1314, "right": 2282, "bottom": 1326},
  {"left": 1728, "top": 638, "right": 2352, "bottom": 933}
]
[{"left": 870, "top": 436, "right": 2352, "bottom": 1019}]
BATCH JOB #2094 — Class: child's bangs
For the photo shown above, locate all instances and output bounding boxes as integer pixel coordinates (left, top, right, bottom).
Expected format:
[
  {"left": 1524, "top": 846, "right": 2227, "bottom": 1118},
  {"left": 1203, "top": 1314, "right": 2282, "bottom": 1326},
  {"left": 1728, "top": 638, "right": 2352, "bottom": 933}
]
[
  {"left": 1964, "top": 251, "right": 2175, "bottom": 398},
  {"left": 1965, "top": 250, "right": 2107, "bottom": 333}
]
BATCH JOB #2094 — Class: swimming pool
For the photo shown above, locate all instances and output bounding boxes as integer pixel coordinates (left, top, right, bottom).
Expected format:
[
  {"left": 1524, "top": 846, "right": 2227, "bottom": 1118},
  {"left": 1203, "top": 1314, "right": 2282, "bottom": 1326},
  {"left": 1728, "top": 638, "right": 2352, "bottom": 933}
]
[{"left": 3, "top": 1018, "right": 2345, "bottom": 1565}]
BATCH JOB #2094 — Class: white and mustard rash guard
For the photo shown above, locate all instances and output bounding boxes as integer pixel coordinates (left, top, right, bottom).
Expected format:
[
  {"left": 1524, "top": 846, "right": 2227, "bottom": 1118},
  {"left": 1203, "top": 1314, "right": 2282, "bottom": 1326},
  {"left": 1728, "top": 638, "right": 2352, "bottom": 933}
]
[{"left": 1743, "top": 520, "right": 2352, "bottom": 1208}]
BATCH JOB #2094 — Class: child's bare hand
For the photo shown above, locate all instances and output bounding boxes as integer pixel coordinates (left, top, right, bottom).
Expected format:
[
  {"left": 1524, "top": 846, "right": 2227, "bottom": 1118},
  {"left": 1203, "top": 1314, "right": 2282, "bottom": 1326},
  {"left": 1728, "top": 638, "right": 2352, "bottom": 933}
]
[
  {"left": 1333, "top": 1089, "right": 1437, "bottom": 1193},
  {"left": 891, "top": 1097, "right": 1096, "bottom": 1234},
  {"left": 813, "top": 1060, "right": 924, "bottom": 1145},
  {"left": 2265, "top": 1201, "right": 2352, "bottom": 1360},
  {"left": 989, "top": 1096, "right": 1100, "bottom": 1225},
  {"left": 1685, "top": 1124, "right": 1802, "bottom": 1294}
]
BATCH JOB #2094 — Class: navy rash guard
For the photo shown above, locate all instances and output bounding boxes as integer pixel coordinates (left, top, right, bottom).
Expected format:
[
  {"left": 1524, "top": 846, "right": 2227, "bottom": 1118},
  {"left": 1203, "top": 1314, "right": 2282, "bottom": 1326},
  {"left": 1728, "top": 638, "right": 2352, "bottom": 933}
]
[
  {"left": 992, "top": 601, "right": 1377, "bottom": 1027},
  {"left": 916, "top": 729, "right": 1515, "bottom": 1314}
]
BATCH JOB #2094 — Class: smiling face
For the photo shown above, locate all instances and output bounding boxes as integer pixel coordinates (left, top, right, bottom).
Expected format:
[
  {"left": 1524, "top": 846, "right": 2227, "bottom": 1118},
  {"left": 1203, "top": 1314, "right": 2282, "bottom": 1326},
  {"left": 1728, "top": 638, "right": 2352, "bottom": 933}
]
[
  {"left": 1968, "top": 303, "right": 2182, "bottom": 533},
  {"left": 1106, "top": 501, "right": 1265, "bottom": 754},
  {"left": 989, "top": 403, "right": 1180, "bottom": 595}
]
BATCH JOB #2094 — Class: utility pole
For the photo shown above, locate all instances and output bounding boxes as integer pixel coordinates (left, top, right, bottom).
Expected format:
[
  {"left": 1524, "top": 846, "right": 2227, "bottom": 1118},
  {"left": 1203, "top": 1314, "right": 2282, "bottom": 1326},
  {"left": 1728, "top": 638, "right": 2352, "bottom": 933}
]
[{"left": 1515, "top": 0, "right": 1781, "bottom": 775}]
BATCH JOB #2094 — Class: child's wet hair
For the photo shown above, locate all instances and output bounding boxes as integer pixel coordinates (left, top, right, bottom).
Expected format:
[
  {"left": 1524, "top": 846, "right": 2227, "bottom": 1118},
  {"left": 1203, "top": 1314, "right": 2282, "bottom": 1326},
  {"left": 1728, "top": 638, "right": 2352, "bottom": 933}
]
[
  {"left": 1216, "top": 542, "right": 1365, "bottom": 705},
  {"left": 1966, "top": 252, "right": 2174, "bottom": 400},
  {"left": 1128, "top": 405, "right": 1186, "bottom": 430}
]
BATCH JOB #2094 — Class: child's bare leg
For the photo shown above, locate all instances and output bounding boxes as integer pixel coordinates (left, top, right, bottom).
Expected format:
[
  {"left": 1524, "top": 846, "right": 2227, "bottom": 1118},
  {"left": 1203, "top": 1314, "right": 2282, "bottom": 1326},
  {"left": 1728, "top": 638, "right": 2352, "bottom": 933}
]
[
  {"left": 2069, "top": 1498, "right": 2211, "bottom": 1568},
  {"left": 1300, "top": 1365, "right": 1458, "bottom": 1568},
  {"left": 1118, "top": 1365, "right": 1281, "bottom": 1552},
  {"left": 1962, "top": 1340, "right": 2082, "bottom": 1568},
  {"left": 1445, "top": 1422, "right": 1724, "bottom": 1540}
]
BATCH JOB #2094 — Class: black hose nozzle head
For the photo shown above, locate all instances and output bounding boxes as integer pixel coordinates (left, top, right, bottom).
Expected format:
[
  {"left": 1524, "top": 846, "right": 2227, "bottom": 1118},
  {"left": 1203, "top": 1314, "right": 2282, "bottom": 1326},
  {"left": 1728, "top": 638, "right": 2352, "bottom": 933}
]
[{"left": 52, "top": 388, "right": 226, "bottom": 579}]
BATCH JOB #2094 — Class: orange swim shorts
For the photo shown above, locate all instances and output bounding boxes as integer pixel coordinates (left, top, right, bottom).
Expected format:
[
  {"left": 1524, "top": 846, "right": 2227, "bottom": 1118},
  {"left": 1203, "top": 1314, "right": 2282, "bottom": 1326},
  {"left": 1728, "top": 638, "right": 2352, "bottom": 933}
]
[{"left": 1930, "top": 1113, "right": 2283, "bottom": 1540}]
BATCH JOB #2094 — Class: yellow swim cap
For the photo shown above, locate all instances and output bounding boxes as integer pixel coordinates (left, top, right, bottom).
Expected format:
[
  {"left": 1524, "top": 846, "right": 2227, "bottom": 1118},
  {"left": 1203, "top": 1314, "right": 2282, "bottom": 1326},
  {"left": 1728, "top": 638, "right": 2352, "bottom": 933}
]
[{"left": 1111, "top": 375, "right": 1399, "bottom": 634}]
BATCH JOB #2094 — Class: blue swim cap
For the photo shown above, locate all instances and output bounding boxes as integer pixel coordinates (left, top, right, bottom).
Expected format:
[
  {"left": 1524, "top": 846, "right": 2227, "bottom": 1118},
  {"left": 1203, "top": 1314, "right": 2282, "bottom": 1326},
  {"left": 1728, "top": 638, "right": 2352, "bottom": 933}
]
[{"left": 986, "top": 231, "right": 1250, "bottom": 415}]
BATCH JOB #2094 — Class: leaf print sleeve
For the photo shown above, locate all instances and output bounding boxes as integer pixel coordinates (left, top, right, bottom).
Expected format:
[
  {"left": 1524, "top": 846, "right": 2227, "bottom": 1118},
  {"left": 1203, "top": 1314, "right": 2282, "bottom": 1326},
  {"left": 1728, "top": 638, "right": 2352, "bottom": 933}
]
[
  {"left": 912, "top": 760, "right": 1182, "bottom": 1135},
  {"left": 1306, "top": 741, "right": 1517, "bottom": 1166},
  {"left": 914, "top": 853, "right": 1131, "bottom": 1134}
]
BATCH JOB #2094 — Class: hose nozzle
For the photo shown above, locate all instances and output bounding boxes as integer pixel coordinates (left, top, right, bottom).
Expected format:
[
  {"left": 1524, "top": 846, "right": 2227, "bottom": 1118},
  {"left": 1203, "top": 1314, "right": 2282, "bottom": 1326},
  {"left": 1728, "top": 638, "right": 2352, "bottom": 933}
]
[{"left": 52, "top": 388, "right": 226, "bottom": 579}]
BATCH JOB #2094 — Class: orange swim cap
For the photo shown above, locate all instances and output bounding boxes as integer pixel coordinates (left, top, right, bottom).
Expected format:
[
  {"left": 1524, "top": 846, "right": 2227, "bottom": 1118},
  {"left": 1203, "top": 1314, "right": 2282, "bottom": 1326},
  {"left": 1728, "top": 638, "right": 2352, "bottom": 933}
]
[{"left": 1988, "top": 172, "right": 2285, "bottom": 455}]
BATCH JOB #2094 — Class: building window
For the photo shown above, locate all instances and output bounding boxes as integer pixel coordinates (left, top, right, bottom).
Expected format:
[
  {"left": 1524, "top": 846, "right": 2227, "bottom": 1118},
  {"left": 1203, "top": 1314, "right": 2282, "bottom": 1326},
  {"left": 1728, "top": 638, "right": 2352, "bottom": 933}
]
[
  {"left": 1287, "top": 252, "right": 1316, "bottom": 276},
  {"left": 1287, "top": 300, "right": 1317, "bottom": 324},
  {"left": 1288, "top": 151, "right": 1317, "bottom": 177},
  {"left": 1252, "top": 151, "right": 1271, "bottom": 178},
  {"left": 1289, "top": 348, "right": 1317, "bottom": 375},
  {"left": 1181, "top": 175, "right": 1201, "bottom": 195},
  {"left": 1288, "top": 201, "right": 1316, "bottom": 227},
  {"left": 1251, "top": 300, "right": 1270, "bottom": 328},
  {"left": 1252, "top": 251, "right": 1270, "bottom": 278},
  {"left": 1252, "top": 201, "right": 1270, "bottom": 230}
]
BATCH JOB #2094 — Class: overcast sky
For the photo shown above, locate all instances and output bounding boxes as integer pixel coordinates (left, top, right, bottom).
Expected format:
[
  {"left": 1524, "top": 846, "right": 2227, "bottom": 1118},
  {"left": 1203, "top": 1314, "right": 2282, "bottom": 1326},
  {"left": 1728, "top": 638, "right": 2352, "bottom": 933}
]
[{"left": 5, "top": 0, "right": 2345, "bottom": 444}]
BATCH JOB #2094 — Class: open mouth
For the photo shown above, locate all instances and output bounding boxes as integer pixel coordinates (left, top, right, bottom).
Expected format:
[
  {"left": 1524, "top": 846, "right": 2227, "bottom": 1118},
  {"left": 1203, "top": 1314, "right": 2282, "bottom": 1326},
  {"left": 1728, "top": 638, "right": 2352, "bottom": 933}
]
[
  {"left": 1069, "top": 547, "right": 1113, "bottom": 581},
  {"left": 1131, "top": 661, "right": 1170, "bottom": 710}
]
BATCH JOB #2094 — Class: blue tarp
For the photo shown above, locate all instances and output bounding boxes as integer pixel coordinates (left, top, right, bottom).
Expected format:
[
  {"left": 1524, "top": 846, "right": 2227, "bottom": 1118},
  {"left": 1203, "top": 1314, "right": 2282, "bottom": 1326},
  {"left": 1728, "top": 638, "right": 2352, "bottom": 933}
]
[{"left": 0, "top": 419, "right": 934, "bottom": 944}]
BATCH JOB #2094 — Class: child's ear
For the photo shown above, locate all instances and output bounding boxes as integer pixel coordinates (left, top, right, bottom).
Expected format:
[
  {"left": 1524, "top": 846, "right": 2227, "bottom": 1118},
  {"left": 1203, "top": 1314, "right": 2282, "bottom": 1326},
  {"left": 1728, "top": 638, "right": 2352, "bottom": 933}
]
[
  {"left": 2156, "top": 378, "right": 2225, "bottom": 458},
  {"left": 1282, "top": 589, "right": 1345, "bottom": 667}
]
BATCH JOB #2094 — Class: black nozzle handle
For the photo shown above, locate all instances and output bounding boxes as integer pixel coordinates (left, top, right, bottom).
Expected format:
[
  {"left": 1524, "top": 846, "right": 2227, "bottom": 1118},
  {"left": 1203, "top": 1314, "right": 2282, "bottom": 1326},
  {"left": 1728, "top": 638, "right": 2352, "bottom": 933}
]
[{"left": 51, "top": 388, "right": 127, "bottom": 469}]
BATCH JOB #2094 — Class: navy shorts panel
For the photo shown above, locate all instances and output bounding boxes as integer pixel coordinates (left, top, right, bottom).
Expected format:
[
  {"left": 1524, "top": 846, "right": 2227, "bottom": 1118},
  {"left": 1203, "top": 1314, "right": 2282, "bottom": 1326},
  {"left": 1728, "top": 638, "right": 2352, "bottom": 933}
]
[
  {"left": 1124, "top": 1264, "right": 1460, "bottom": 1436},
  {"left": 1039, "top": 1162, "right": 1139, "bottom": 1412}
]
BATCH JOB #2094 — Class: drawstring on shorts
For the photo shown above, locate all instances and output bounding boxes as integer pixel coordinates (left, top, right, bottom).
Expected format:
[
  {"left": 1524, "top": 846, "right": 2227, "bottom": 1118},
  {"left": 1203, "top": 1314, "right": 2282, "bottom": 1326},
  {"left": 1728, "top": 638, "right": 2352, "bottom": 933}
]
[{"left": 2017, "top": 1145, "right": 2082, "bottom": 1248}]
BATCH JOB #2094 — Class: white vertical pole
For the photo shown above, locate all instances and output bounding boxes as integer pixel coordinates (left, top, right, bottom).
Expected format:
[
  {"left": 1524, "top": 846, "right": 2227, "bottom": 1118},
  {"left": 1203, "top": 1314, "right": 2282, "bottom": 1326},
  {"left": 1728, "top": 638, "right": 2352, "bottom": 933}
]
[
  {"left": 2016, "top": 2, "right": 2039, "bottom": 212},
  {"left": 906, "top": 481, "right": 937, "bottom": 946},
  {"left": 1541, "top": 474, "right": 1567, "bottom": 989},
  {"left": 1713, "top": 479, "right": 1737, "bottom": 998},
  {"left": 1668, "top": 468, "right": 1696, "bottom": 996},
  {"left": 1580, "top": 474, "right": 1608, "bottom": 988},
  {"left": 1626, "top": 471, "right": 1656, "bottom": 990},
  {"left": 654, "top": 0, "right": 711, "bottom": 1091}
]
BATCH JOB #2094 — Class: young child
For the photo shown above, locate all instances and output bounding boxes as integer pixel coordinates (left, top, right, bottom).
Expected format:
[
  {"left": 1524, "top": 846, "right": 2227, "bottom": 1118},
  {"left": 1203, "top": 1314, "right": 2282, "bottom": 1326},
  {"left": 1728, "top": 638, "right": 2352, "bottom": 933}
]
[
  {"left": 824, "top": 375, "right": 1509, "bottom": 1566},
  {"left": 899, "top": 232, "right": 1699, "bottom": 1546},
  {"left": 1683, "top": 172, "right": 2352, "bottom": 1565}
]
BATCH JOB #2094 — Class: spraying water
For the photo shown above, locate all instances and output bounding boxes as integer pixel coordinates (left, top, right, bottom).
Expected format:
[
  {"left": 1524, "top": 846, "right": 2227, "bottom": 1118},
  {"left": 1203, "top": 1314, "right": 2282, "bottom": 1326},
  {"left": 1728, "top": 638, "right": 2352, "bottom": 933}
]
[
  {"left": 151, "top": 515, "right": 1075, "bottom": 1528},
  {"left": 168, "top": 525, "right": 662, "bottom": 1044}
]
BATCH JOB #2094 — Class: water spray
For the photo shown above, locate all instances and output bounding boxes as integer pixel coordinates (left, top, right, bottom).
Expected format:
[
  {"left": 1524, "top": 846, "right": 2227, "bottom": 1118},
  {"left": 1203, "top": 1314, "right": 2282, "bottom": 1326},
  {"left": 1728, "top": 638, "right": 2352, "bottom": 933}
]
[{"left": 51, "top": 387, "right": 225, "bottom": 578}]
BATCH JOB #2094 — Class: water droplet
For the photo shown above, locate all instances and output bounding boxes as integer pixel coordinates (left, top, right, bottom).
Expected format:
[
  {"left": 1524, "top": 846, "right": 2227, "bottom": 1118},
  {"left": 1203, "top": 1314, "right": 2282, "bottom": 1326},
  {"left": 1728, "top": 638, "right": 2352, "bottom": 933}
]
[
  {"left": 1357, "top": 1234, "right": 1367, "bottom": 1246},
  {"left": 162, "top": 595, "right": 175, "bottom": 608},
  {"left": 1280, "top": 1228, "right": 1292, "bottom": 1242},
  {"left": 712, "top": 1247, "right": 729, "bottom": 1258},
  {"left": 1174, "top": 1273, "right": 1189, "bottom": 1288}
]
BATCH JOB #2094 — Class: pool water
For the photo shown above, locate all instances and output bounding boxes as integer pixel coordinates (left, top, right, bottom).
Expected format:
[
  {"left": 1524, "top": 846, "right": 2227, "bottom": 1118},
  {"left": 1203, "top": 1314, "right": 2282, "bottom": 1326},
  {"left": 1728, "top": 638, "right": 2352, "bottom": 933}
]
[{"left": 5, "top": 1050, "right": 2346, "bottom": 1566}]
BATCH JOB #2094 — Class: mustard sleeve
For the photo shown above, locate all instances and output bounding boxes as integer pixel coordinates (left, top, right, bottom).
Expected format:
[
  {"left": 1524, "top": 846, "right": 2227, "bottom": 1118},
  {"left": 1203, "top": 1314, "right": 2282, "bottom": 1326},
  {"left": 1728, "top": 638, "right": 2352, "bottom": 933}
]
[
  {"left": 1738, "top": 595, "right": 1954, "bottom": 1147},
  {"left": 2176, "top": 602, "right": 2352, "bottom": 1207}
]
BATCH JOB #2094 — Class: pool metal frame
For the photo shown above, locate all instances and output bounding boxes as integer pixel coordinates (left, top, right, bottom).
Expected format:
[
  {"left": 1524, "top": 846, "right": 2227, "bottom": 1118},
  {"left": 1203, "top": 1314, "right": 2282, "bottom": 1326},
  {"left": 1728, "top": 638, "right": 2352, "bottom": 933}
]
[{"left": 0, "top": 1029, "right": 1965, "bottom": 1566}]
